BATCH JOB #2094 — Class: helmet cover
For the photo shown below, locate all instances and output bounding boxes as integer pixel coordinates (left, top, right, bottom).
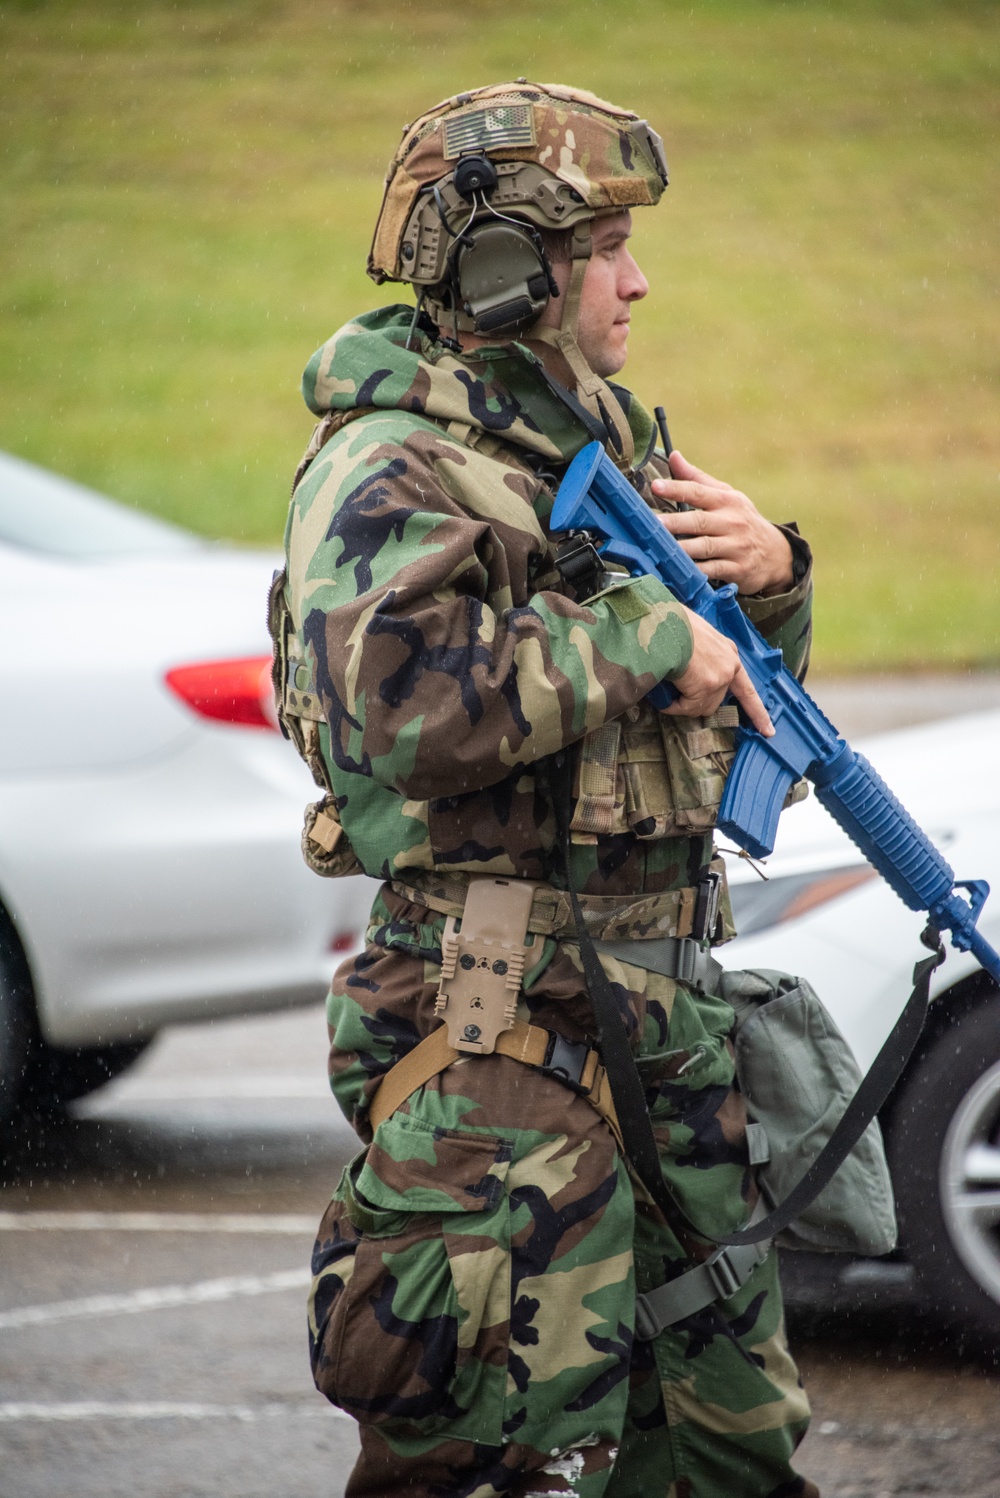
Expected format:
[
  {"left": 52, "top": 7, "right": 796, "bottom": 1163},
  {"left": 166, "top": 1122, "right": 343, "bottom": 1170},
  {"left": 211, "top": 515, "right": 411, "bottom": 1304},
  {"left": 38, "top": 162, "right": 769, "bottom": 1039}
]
[{"left": 368, "top": 80, "right": 668, "bottom": 288}]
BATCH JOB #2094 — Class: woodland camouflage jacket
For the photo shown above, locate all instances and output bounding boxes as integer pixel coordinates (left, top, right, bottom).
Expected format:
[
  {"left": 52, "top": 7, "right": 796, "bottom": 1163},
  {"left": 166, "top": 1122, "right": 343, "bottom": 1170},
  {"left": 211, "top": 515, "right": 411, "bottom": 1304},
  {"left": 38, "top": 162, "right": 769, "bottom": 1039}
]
[{"left": 277, "top": 306, "right": 813, "bottom": 905}]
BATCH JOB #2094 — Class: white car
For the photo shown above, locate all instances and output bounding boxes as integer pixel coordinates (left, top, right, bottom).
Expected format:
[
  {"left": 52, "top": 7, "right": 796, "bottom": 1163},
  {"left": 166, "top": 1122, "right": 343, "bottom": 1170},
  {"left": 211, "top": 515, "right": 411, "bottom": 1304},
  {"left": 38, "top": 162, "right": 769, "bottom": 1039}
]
[
  {"left": 723, "top": 708, "right": 1000, "bottom": 1344},
  {"left": 0, "top": 451, "right": 378, "bottom": 1126}
]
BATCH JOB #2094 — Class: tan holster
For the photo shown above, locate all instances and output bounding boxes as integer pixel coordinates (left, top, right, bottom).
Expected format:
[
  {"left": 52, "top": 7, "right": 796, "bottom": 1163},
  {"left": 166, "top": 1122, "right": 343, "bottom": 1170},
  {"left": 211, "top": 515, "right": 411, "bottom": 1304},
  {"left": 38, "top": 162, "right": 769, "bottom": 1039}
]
[{"left": 434, "top": 877, "right": 539, "bottom": 1054}]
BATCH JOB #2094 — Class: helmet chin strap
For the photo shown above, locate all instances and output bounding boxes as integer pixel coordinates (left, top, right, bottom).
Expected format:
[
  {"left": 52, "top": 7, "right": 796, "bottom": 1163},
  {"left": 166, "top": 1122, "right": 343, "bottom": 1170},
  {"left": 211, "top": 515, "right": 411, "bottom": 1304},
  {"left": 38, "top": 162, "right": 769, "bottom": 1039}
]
[{"left": 532, "top": 225, "right": 635, "bottom": 471}]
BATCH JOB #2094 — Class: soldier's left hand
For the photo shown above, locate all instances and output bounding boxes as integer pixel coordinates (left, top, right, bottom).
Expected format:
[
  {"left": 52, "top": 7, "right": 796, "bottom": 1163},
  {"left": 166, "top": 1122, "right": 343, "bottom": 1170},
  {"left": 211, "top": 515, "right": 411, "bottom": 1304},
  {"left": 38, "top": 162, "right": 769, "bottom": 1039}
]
[{"left": 650, "top": 451, "right": 794, "bottom": 597}]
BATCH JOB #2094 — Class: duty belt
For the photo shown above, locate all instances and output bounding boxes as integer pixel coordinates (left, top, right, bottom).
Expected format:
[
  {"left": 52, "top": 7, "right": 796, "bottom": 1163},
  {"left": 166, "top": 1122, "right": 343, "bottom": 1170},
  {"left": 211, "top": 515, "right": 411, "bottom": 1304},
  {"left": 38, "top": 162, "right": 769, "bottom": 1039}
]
[
  {"left": 370, "top": 874, "right": 726, "bottom": 1138},
  {"left": 389, "top": 868, "right": 726, "bottom": 945},
  {"left": 390, "top": 872, "right": 724, "bottom": 991}
]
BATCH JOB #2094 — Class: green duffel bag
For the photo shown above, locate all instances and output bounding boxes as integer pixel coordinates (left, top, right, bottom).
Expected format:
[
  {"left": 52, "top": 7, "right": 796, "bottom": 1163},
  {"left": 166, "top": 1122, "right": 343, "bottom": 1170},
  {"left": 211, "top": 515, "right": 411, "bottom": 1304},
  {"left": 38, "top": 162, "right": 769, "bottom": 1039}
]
[{"left": 719, "top": 967, "right": 898, "bottom": 1256}]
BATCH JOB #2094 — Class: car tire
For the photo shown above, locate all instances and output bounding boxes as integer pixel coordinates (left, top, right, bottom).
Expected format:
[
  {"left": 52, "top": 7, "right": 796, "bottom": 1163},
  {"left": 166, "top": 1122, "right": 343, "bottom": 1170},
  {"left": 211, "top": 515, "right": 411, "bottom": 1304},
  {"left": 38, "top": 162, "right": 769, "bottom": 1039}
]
[
  {"left": 0, "top": 931, "right": 32, "bottom": 1128},
  {"left": 887, "top": 996, "right": 1000, "bottom": 1345},
  {"left": 20, "top": 1035, "right": 151, "bottom": 1112}
]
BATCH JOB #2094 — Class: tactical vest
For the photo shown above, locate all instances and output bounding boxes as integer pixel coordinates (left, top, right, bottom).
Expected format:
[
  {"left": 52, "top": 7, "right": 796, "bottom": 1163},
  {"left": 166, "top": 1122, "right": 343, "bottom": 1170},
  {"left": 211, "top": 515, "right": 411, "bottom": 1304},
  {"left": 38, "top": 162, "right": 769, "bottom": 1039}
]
[{"left": 269, "top": 409, "right": 802, "bottom": 885}]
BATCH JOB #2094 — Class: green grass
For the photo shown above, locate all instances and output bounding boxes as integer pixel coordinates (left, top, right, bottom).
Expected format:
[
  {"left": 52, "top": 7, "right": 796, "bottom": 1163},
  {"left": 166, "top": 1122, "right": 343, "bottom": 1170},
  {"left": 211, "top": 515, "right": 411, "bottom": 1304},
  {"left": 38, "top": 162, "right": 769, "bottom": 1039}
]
[{"left": 1, "top": 0, "right": 998, "bottom": 668}]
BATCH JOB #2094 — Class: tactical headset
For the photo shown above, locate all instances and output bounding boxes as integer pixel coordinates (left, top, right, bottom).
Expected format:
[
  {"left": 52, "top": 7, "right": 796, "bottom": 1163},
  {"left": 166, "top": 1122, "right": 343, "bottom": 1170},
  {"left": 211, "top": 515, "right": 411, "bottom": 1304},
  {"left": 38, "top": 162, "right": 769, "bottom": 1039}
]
[
  {"left": 370, "top": 83, "right": 669, "bottom": 466},
  {"left": 398, "top": 149, "right": 598, "bottom": 342},
  {"left": 448, "top": 155, "right": 559, "bottom": 336}
]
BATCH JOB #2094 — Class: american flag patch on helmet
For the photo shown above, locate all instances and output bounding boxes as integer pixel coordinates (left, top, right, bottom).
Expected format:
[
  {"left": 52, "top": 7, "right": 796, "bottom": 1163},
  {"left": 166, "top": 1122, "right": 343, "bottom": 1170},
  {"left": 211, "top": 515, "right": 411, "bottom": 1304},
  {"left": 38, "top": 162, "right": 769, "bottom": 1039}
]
[{"left": 443, "top": 103, "right": 535, "bottom": 159}]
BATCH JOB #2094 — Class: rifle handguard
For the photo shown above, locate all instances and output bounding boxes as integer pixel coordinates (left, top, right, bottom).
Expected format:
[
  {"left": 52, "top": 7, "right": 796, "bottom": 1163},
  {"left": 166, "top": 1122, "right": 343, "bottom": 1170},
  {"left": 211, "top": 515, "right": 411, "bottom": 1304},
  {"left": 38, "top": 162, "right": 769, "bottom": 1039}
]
[{"left": 551, "top": 441, "right": 1000, "bottom": 984}]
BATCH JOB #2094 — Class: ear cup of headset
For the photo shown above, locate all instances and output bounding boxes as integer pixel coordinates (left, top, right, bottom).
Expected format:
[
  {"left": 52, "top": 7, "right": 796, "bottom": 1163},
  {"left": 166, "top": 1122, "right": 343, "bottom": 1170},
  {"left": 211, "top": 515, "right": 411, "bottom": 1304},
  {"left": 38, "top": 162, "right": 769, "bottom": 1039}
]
[{"left": 455, "top": 221, "right": 551, "bottom": 337}]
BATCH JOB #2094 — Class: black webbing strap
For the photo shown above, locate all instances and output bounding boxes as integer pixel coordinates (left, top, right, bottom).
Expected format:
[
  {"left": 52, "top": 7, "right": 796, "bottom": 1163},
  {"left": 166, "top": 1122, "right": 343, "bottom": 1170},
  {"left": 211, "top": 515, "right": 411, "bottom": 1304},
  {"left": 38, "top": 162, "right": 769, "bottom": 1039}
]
[
  {"left": 714, "top": 926, "right": 945, "bottom": 1247},
  {"left": 547, "top": 752, "right": 947, "bottom": 1254},
  {"left": 548, "top": 757, "right": 706, "bottom": 1241}
]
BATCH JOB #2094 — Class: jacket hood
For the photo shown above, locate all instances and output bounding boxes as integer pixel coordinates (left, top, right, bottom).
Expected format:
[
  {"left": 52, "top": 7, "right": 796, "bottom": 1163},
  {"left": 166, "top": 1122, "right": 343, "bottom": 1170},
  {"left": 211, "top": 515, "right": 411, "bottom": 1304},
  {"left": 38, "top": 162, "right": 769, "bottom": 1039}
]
[{"left": 302, "top": 306, "right": 656, "bottom": 468}]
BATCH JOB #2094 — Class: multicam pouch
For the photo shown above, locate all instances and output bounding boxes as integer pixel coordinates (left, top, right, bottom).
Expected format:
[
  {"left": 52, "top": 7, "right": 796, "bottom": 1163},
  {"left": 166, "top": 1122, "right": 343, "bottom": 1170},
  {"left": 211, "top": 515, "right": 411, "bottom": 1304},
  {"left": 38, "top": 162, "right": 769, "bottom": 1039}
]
[
  {"left": 302, "top": 793, "right": 366, "bottom": 879},
  {"left": 570, "top": 702, "right": 739, "bottom": 841},
  {"left": 570, "top": 702, "right": 806, "bottom": 844}
]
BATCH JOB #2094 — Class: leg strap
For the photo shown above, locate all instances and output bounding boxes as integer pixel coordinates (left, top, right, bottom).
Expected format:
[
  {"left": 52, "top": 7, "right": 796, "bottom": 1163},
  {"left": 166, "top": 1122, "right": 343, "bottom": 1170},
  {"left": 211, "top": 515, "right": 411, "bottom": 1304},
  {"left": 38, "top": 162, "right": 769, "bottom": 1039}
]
[
  {"left": 591, "top": 936, "right": 723, "bottom": 995},
  {"left": 634, "top": 1202, "right": 772, "bottom": 1340},
  {"left": 366, "top": 1019, "right": 622, "bottom": 1150}
]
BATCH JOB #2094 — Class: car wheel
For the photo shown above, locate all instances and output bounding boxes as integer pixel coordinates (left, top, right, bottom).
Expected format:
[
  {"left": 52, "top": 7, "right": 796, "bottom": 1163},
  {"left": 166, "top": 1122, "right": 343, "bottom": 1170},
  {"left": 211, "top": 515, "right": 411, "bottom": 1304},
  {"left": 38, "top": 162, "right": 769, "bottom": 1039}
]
[
  {"left": 888, "top": 996, "right": 1000, "bottom": 1344},
  {"left": 20, "top": 1036, "right": 152, "bottom": 1112},
  {"left": 0, "top": 932, "right": 32, "bottom": 1128}
]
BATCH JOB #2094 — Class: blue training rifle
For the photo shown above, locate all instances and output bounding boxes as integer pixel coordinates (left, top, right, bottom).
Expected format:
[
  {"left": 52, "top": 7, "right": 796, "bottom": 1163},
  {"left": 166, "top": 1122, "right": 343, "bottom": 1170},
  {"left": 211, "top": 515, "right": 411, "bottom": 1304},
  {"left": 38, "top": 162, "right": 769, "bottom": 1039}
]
[{"left": 550, "top": 440, "right": 1000, "bottom": 984}]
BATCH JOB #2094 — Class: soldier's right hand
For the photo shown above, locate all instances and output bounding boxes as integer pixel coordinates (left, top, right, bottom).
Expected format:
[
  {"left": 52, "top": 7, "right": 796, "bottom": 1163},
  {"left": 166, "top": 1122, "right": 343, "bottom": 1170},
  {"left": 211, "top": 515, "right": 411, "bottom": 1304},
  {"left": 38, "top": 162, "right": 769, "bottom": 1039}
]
[{"left": 661, "top": 610, "right": 775, "bottom": 734}]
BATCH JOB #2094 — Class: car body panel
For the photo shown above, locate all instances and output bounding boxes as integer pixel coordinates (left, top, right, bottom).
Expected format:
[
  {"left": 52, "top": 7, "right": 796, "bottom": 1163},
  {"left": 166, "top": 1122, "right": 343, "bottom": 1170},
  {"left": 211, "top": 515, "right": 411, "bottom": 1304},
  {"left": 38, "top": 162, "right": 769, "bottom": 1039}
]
[
  {"left": 0, "top": 452, "right": 380, "bottom": 1053},
  {"left": 0, "top": 728, "right": 379, "bottom": 1045},
  {"left": 0, "top": 543, "right": 293, "bottom": 772},
  {"left": 724, "top": 709, "right": 1000, "bottom": 1068}
]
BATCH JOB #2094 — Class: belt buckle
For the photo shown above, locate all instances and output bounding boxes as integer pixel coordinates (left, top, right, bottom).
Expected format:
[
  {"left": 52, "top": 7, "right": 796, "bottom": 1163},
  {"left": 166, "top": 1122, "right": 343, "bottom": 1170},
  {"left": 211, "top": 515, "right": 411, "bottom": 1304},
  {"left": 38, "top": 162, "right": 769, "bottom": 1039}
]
[
  {"left": 540, "top": 1031, "right": 592, "bottom": 1095},
  {"left": 705, "top": 1248, "right": 744, "bottom": 1302},
  {"left": 673, "top": 938, "right": 698, "bottom": 987},
  {"left": 633, "top": 1292, "right": 659, "bottom": 1342},
  {"left": 675, "top": 937, "right": 712, "bottom": 993},
  {"left": 692, "top": 869, "right": 722, "bottom": 943}
]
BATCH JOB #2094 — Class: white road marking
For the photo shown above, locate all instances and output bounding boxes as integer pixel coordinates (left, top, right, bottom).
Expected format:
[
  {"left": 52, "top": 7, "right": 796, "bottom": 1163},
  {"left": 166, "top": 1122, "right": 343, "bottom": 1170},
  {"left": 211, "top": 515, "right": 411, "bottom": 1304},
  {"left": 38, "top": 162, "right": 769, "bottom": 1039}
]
[
  {"left": 0, "top": 1268, "right": 312, "bottom": 1330},
  {"left": 0, "top": 1212, "right": 317, "bottom": 1234},
  {"left": 0, "top": 1401, "right": 352, "bottom": 1424}
]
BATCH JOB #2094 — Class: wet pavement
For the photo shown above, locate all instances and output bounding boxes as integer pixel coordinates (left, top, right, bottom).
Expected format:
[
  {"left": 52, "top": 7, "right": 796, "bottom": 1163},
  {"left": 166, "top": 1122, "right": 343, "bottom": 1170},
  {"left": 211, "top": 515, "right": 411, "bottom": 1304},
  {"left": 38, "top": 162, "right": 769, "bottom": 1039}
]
[
  {"left": 3, "top": 1001, "right": 998, "bottom": 1498},
  {"left": 0, "top": 1004, "right": 360, "bottom": 1498},
  {"left": 2, "top": 675, "right": 1000, "bottom": 1497}
]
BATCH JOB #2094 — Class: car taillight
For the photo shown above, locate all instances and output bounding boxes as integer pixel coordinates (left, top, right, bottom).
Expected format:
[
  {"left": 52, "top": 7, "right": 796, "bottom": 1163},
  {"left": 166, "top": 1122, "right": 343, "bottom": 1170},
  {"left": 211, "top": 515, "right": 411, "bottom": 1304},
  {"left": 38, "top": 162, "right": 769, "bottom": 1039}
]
[{"left": 165, "top": 656, "right": 278, "bottom": 731}]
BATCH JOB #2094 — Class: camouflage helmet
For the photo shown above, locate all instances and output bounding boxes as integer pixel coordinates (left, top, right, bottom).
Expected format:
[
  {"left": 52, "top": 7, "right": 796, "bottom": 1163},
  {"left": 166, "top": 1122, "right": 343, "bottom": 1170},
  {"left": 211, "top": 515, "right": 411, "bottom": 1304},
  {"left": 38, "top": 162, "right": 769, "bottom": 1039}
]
[{"left": 368, "top": 81, "right": 668, "bottom": 336}]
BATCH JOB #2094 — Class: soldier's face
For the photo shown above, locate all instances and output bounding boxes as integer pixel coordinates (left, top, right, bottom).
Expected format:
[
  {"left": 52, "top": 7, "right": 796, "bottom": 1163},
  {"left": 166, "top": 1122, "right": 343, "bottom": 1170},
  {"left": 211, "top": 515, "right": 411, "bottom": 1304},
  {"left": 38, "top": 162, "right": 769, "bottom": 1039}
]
[{"left": 541, "top": 211, "right": 649, "bottom": 377}]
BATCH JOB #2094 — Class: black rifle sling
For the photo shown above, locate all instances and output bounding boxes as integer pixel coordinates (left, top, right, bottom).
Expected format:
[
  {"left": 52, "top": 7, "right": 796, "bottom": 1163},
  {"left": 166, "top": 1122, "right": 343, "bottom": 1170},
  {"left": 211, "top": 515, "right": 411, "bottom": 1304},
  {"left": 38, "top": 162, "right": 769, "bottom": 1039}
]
[
  {"left": 548, "top": 752, "right": 946, "bottom": 1251},
  {"left": 549, "top": 758, "right": 707, "bottom": 1241},
  {"left": 714, "top": 928, "right": 945, "bottom": 1247}
]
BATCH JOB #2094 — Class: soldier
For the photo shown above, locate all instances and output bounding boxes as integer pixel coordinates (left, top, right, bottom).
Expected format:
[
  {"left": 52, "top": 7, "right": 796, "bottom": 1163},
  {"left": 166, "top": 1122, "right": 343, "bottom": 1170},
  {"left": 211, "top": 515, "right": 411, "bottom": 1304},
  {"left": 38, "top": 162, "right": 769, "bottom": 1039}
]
[{"left": 271, "top": 82, "right": 819, "bottom": 1498}]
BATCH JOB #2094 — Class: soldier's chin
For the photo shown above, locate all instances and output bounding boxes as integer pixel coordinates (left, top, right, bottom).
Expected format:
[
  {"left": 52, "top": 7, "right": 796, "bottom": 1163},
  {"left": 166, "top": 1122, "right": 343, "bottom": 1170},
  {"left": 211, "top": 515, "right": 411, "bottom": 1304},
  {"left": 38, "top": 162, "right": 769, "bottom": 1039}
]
[{"left": 591, "top": 334, "right": 630, "bottom": 379}]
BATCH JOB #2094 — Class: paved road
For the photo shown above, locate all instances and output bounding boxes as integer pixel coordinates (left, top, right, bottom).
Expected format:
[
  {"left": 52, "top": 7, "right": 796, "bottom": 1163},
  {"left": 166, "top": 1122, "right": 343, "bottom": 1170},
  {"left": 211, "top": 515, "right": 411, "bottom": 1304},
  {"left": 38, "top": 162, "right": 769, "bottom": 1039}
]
[
  {"left": 2, "top": 675, "right": 999, "bottom": 1497},
  {"left": 3, "top": 1002, "right": 998, "bottom": 1498},
  {"left": 0, "top": 1004, "right": 361, "bottom": 1497}
]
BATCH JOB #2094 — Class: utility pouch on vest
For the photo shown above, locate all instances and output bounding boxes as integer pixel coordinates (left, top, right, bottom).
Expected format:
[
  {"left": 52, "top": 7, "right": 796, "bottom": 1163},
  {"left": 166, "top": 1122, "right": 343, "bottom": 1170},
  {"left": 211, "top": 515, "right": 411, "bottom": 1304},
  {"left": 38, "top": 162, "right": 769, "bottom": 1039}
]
[
  {"left": 570, "top": 703, "right": 739, "bottom": 842},
  {"left": 434, "top": 877, "right": 538, "bottom": 1054},
  {"left": 570, "top": 703, "right": 806, "bottom": 847},
  {"left": 720, "top": 967, "right": 897, "bottom": 1256},
  {"left": 302, "top": 793, "right": 366, "bottom": 879},
  {"left": 626, "top": 704, "right": 739, "bottom": 839},
  {"left": 268, "top": 568, "right": 367, "bottom": 880}
]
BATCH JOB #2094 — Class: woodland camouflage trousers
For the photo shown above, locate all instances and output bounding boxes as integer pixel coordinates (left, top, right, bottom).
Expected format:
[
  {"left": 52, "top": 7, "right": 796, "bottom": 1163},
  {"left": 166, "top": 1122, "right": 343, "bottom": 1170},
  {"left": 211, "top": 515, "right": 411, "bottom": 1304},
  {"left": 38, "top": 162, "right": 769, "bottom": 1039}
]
[{"left": 308, "top": 921, "right": 819, "bottom": 1498}]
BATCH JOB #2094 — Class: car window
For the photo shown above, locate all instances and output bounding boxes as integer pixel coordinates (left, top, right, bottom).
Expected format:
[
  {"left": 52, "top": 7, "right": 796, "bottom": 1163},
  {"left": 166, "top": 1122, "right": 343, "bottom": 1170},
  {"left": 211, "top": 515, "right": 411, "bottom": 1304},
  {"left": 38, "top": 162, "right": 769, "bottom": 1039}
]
[{"left": 0, "top": 451, "right": 204, "bottom": 558}]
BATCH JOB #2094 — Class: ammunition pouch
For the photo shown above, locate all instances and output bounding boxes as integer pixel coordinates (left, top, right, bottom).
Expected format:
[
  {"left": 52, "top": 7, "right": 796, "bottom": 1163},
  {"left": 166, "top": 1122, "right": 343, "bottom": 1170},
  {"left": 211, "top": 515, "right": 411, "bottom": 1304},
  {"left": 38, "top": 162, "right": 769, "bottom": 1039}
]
[{"left": 570, "top": 702, "right": 805, "bottom": 847}]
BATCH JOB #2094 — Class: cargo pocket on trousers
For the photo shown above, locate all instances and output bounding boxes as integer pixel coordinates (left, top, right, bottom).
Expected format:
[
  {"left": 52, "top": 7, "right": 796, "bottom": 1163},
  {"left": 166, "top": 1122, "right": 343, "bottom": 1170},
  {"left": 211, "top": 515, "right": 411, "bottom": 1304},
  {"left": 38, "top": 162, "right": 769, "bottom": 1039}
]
[{"left": 324, "top": 1114, "right": 513, "bottom": 1445}]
